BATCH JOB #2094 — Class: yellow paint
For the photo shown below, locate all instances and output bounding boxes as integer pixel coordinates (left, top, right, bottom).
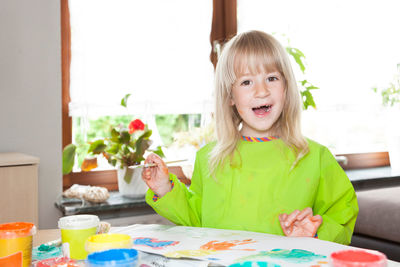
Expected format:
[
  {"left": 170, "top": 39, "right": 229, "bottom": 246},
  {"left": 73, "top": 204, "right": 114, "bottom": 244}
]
[
  {"left": 164, "top": 249, "right": 214, "bottom": 258},
  {"left": 85, "top": 233, "right": 132, "bottom": 254}
]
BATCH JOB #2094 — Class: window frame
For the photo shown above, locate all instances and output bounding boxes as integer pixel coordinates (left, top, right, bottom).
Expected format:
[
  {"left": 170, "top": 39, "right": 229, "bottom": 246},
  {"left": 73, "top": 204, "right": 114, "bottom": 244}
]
[{"left": 61, "top": 0, "right": 389, "bottom": 190}]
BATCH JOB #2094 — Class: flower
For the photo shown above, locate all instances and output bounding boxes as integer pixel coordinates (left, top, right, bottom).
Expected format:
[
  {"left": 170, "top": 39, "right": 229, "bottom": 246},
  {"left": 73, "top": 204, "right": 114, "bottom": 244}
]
[
  {"left": 63, "top": 95, "right": 164, "bottom": 175},
  {"left": 129, "top": 119, "right": 145, "bottom": 134}
]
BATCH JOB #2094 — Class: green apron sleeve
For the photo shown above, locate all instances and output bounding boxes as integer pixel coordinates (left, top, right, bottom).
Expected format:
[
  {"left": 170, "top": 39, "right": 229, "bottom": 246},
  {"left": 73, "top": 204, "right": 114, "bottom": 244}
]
[
  {"left": 314, "top": 147, "right": 359, "bottom": 245},
  {"left": 145, "top": 153, "right": 204, "bottom": 226}
]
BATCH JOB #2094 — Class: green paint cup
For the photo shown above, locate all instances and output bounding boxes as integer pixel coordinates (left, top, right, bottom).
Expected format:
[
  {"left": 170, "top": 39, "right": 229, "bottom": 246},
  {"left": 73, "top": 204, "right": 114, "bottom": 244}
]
[{"left": 58, "top": 215, "right": 99, "bottom": 260}]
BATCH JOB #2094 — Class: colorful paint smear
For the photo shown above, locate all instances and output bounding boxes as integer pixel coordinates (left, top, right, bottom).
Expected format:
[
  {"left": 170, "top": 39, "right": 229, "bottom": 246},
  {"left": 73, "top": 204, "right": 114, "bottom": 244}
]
[
  {"left": 229, "top": 262, "right": 281, "bottom": 267},
  {"left": 200, "top": 239, "right": 256, "bottom": 251},
  {"left": 164, "top": 239, "right": 256, "bottom": 259},
  {"left": 133, "top": 237, "right": 179, "bottom": 249},
  {"left": 237, "top": 249, "right": 326, "bottom": 264},
  {"left": 164, "top": 249, "right": 214, "bottom": 258}
]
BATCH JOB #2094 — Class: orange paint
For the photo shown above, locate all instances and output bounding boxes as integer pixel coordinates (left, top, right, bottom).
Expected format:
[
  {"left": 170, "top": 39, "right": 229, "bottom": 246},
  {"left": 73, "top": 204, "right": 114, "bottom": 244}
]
[
  {"left": 317, "top": 261, "right": 328, "bottom": 264},
  {"left": 161, "top": 165, "right": 169, "bottom": 175},
  {"left": 200, "top": 239, "right": 256, "bottom": 251}
]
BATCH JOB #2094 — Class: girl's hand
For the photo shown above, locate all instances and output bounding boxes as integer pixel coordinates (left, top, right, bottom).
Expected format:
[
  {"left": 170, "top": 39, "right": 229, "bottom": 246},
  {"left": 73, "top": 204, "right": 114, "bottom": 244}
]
[
  {"left": 141, "top": 153, "right": 172, "bottom": 197},
  {"left": 279, "top": 207, "right": 322, "bottom": 237}
]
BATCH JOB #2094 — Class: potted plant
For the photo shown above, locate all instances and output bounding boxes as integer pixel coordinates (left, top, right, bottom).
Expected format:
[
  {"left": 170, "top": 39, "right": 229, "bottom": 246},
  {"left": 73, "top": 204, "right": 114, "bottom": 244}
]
[
  {"left": 63, "top": 94, "right": 164, "bottom": 198},
  {"left": 372, "top": 63, "right": 400, "bottom": 173}
]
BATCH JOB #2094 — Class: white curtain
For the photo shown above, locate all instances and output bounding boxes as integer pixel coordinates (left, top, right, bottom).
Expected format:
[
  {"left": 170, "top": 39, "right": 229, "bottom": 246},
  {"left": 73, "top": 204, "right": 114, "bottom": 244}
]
[{"left": 68, "top": 0, "right": 214, "bottom": 117}]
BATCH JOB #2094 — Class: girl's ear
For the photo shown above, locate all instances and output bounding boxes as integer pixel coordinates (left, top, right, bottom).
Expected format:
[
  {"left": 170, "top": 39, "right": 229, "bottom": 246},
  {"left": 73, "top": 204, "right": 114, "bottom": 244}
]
[{"left": 230, "top": 98, "right": 235, "bottom": 106}]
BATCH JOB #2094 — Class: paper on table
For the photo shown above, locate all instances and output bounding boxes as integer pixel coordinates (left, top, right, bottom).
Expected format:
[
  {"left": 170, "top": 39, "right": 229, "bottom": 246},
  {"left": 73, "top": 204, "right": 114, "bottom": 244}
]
[{"left": 110, "top": 224, "right": 351, "bottom": 266}]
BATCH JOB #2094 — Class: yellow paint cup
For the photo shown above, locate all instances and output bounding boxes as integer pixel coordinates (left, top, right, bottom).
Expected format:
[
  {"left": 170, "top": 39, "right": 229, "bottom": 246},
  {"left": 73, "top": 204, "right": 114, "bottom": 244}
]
[
  {"left": 58, "top": 215, "right": 99, "bottom": 260},
  {"left": 0, "top": 222, "right": 36, "bottom": 267},
  {"left": 85, "top": 233, "right": 132, "bottom": 254}
]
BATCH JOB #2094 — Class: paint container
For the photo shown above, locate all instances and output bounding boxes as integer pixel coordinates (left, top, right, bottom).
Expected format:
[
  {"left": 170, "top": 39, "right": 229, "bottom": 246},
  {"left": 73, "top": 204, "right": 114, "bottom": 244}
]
[
  {"left": 0, "top": 222, "right": 36, "bottom": 267},
  {"left": 85, "top": 233, "right": 132, "bottom": 254},
  {"left": 58, "top": 214, "right": 99, "bottom": 260},
  {"left": 330, "top": 249, "right": 387, "bottom": 267},
  {"left": 86, "top": 248, "right": 138, "bottom": 267},
  {"left": 36, "top": 256, "right": 79, "bottom": 267}
]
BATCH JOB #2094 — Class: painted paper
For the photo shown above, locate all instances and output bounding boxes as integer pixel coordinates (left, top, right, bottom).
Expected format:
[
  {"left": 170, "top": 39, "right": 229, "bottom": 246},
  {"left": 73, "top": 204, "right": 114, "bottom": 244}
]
[{"left": 110, "top": 224, "right": 349, "bottom": 266}]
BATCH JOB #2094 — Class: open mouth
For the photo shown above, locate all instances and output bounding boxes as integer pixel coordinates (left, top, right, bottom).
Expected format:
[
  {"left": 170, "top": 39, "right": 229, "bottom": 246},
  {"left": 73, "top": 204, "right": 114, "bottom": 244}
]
[{"left": 252, "top": 104, "right": 272, "bottom": 115}]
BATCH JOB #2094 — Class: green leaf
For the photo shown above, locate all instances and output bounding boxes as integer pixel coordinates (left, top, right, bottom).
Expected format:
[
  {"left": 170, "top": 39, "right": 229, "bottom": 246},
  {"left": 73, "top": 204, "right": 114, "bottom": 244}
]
[
  {"left": 124, "top": 167, "right": 134, "bottom": 183},
  {"left": 120, "top": 131, "right": 131, "bottom": 144},
  {"left": 106, "top": 143, "right": 120, "bottom": 154},
  {"left": 88, "top": 140, "right": 107, "bottom": 154},
  {"left": 139, "top": 129, "right": 152, "bottom": 139},
  {"left": 62, "top": 144, "right": 76, "bottom": 175},
  {"left": 135, "top": 137, "right": 151, "bottom": 160},
  {"left": 152, "top": 146, "right": 165, "bottom": 158},
  {"left": 286, "top": 47, "right": 305, "bottom": 73},
  {"left": 111, "top": 128, "right": 120, "bottom": 142},
  {"left": 301, "top": 90, "right": 316, "bottom": 110},
  {"left": 120, "top": 93, "right": 131, "bottom": 108},
  {"left": 306, "top": 85, "right": 319, "bottom": 90}
]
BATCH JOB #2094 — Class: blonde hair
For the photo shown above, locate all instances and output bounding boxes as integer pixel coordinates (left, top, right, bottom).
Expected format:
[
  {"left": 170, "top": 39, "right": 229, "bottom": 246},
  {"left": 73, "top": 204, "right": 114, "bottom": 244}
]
[{"left": 209, "top": 30, "right": 309, "bottom": 176}]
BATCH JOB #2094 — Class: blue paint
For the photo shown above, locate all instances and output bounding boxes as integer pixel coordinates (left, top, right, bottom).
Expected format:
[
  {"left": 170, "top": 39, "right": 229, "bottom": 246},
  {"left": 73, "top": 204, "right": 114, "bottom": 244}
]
[
  {"left": 229, "top": 262, "right": 281, "bottom": 267},
  {"left": 86, "top": 248, "right": 138, "bottom": 267},
  {"left": 207, "top": 257, "right": 221, "bottom": 261},
  {"left": 133, "top": 237, "right": 178, "bottom": 248}
]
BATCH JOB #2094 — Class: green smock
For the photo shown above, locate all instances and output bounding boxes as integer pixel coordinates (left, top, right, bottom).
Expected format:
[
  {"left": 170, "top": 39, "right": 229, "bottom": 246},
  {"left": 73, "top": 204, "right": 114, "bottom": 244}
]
[{"left": 146, "top": 138, "right": 358, "bottom": 245}]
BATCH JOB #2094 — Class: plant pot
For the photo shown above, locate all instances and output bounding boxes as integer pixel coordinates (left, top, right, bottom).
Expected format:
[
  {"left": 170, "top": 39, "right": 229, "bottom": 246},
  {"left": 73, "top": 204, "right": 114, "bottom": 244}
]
[{"left": 117, "top": 166, "right": 148, "bottom": 198}]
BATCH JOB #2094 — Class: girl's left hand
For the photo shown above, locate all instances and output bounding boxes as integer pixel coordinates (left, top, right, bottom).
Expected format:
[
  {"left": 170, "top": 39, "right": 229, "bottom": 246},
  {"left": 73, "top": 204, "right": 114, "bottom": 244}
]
[{"left": 279, "top": 207, "right": 322, "bottom": 237}]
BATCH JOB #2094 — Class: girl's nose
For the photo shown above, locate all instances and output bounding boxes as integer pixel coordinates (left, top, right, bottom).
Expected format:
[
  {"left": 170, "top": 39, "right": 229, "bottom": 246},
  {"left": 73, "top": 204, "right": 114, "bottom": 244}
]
[{"left": 254, "top": 82, "right": 270, "bottom": 97}]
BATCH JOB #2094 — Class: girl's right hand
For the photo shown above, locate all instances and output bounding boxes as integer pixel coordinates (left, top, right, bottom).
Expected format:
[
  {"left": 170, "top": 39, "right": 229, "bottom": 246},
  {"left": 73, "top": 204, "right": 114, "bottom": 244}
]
[{"left": 141, "top": 153, "right": 172, "bottom": 197}]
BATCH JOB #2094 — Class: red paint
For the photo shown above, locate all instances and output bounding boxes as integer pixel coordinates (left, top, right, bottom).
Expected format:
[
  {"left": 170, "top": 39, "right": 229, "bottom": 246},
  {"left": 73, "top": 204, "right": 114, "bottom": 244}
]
[{"left": 331, "top": 250, "right": 386, "bottom": 266}]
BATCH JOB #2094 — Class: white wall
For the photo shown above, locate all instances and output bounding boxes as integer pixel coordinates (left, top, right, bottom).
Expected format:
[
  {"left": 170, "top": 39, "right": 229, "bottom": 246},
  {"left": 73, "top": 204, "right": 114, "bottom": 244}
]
[{"left": 0, "top": 0, "right": 62, "bottom": 229}]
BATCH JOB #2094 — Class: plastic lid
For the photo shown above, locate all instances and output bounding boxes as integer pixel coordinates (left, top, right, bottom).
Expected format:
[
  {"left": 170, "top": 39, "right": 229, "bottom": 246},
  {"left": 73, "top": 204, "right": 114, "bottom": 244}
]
[
  {"left": 0, "top": 222, "right": 36, "bottom": 239},
  {"left": 86, "top": 248, "right": 138, "bottom": 266},
  {"left": 36, "top": 257, "right": 78, "bottom": 267},
  {"left": 58, "top": 215, "right": 99, "bottom": 230},
  {"left": 330, "top": 249, "right": 387, "bottom": 267}
]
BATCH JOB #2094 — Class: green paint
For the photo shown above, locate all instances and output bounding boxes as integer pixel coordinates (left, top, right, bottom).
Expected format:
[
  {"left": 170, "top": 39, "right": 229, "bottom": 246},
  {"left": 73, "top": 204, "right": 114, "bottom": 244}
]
[
  {"left": 236, "top": 249, "right": 326, "bottom": 264},
  {"left": 265, "top": 249, "right": 326, "bottom": 263}
]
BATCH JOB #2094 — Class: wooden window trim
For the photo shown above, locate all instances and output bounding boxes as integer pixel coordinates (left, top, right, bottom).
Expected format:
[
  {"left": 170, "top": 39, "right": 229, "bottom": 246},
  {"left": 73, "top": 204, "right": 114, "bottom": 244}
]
[
  {"left": 61, "top": 0, "right": 390, "bottom": 191},
  {"left": 336, "top": 152, "right": 390, "bottom": 170}
]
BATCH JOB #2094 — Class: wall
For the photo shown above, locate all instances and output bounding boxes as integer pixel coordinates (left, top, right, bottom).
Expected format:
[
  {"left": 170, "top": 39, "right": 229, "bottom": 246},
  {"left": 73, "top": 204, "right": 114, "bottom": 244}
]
[{"left": 0, "top": 0, "right": 62, "bottom": 229}]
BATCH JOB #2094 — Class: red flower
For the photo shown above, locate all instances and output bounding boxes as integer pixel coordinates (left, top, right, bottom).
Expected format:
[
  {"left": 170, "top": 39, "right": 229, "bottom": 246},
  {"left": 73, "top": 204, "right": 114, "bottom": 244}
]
[{"left": 129, "top": 119, "right": 145, "bottom": 134}]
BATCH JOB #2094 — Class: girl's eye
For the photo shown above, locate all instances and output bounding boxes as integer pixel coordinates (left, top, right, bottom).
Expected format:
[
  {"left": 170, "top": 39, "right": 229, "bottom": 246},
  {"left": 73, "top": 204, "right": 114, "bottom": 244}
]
[
  {"left": 241, "top": 80, "right": 251, "bottom": 86},
  {"left": 267, "top": 76, "right": 278, "bottom": 82}
]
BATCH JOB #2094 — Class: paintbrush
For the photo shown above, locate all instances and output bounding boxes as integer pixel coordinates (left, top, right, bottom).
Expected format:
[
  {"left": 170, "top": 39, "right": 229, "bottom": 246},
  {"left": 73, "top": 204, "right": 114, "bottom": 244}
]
[{"left": 128, "top": 159, "right": 187, "bottom": 169}]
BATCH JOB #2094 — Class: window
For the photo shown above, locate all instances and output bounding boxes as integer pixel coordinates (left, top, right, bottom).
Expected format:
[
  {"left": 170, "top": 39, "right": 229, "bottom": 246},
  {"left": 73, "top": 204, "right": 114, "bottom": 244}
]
[
  {"left": 62, "top": 0, "right": 219, "bottom": 190},
  {"left": 62, "top": 1, "right": 393, "bottom": 191},
  {"left": 238, "top": 0, "right": 400, "bottom": 156}
]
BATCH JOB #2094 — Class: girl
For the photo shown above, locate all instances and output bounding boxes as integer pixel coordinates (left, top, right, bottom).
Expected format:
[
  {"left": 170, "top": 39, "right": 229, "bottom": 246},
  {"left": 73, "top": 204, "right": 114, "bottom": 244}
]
[{"left": 142, "top": 30, "right": 358, "bottom": 245}]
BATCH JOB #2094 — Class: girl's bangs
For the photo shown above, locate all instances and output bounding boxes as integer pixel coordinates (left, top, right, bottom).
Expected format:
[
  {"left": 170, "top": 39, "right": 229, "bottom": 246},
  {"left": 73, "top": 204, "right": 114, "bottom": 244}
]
[{"left": 233, "top": 46, "right": 280, "bottom": 77}]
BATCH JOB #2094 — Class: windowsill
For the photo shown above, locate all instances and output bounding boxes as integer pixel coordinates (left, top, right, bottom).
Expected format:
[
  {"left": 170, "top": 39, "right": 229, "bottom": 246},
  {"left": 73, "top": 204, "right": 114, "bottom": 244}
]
[
  {"left": 347, "top": 166, "right": 400, "bottom": 191},
  {"left": 55, "top": 167, "right": 400, "bottom": 218},
  {"left": 54, "top": 192, "right": 152, "bottom": 219}
]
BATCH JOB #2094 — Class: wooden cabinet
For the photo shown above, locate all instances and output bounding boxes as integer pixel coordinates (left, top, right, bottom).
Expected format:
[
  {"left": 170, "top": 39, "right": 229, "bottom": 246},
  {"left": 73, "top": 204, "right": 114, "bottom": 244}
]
[{"left": 0, "top": 153, "right": 39, "bottom": 225}]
